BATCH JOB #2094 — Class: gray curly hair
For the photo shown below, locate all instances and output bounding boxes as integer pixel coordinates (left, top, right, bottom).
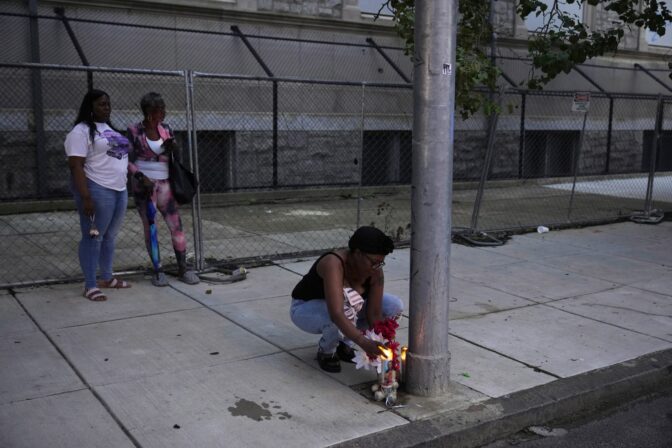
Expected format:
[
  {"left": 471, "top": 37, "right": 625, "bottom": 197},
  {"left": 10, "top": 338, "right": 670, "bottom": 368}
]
[{"left": 140, "top": 92, "right": 165, "bottom": 117}]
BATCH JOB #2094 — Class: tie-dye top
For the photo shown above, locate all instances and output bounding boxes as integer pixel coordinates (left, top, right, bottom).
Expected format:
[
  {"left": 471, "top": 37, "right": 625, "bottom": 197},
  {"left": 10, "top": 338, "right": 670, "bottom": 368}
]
[{"left": 127, "top": 121, "right": 174, "bottom": 175}]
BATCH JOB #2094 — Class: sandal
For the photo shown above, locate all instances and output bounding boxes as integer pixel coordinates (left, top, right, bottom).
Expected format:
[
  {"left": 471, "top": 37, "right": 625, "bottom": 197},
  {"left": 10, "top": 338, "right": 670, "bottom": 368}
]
[
  {"left": 83, "top": 287, "right": 107, "bottom": 302},
  {"left": 98, "top": 277, "right": 132, "bottom": 289}
]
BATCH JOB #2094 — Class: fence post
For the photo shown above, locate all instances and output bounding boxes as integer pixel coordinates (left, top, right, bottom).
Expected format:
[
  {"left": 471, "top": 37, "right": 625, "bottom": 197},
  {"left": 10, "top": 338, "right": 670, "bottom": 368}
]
[
  {"left": 643, "top": 96, "right": 663, "bottom": 215},
  {"left": 605, "top": 97, "right": 613, "bottom": 174},
  {"left": 469, "top": 94, "right": 501, "bottom": 231},
  {"left": 518, "top": 92, "right": 526, "bottom": 178},
  {"left": 568, "top": 110, "right": 589, "bottom": 220},
  {"left": 645, "top": 96, "right": 664, "bottom": 212},
  {"left": 29, "top": 0, "right": 47, "bottom": 198},
  {"left": 630, "top": 95, "right": 664, "bottom": 224},
  {"left": 186, "top": 70, "right": 204, "bottom": 271},
  {"left": 356, "top": 83, "right": 365, "bottom": 229},
  {"left": 273, "top": 80, "right": 278, "bottom": 187}
]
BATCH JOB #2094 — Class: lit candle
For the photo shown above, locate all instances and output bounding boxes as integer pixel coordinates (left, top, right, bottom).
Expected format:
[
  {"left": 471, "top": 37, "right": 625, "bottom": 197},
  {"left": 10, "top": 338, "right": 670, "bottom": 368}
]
[
  {"left": 378, "top": 346, "right": 394, "bottom": 386},
  {"left": 399, "top": 345, "right": 408, "bottom": 385},
  {"left": 375, "top": 346, "right": 398, "bottom": 406}
]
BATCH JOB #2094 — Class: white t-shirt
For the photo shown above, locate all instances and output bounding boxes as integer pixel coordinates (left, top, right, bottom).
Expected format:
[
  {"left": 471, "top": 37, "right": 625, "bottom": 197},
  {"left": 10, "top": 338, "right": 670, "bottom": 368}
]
[{"left": 64, "top": 122, "right": 130, "bottom": 191}]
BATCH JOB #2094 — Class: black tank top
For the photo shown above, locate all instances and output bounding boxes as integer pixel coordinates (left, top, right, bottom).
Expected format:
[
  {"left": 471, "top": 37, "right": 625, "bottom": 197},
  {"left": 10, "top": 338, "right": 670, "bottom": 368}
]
[{"left": 291, "top": 251, "right": 371, "bottom": 300}]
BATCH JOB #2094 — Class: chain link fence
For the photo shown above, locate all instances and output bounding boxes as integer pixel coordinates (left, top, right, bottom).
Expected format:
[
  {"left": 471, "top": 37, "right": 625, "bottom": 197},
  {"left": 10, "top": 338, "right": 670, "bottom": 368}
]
[
  {"left": 2, "top": 62, "right": 668, "bottom": 287},
  {"left": 652, "top": 99, "right": 672, "bottom": 213},
  {"left": 465, "top": 91, "right": 672, "bottom": 236},
  {"left": 1, "top": 5, "right": 671, "bottom": 286},
  {"left": 0, "top": 64, "right": 196, "bottom": 286}
]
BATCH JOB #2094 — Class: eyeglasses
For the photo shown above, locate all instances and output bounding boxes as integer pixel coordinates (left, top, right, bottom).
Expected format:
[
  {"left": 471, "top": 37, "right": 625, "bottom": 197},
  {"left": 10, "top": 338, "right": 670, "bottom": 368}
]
[{"left": 362, "top": 252, "right": 385, "bottom": 270}]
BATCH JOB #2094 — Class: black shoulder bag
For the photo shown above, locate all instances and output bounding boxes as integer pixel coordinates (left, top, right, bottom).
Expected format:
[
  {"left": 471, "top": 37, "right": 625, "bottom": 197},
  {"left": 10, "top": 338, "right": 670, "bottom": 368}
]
[{"left": 169, "top": 151, "right": 198, "bottom": 205}]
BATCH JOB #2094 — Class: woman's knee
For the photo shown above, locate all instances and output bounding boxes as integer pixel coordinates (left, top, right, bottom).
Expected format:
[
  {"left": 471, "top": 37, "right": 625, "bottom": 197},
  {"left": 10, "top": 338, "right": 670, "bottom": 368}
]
[{"left": 290, "top": 299, "right": 332, "bottom": 334}]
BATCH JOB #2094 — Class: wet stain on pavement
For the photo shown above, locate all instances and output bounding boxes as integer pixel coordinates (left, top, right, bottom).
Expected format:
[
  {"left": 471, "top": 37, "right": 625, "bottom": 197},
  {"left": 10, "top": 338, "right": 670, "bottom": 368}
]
[
  {"left": 228, "top": 397, "right": 293, "bottom": 422},
  {"left": 228, "top": 398, "right": 272, "bottom": 421}
]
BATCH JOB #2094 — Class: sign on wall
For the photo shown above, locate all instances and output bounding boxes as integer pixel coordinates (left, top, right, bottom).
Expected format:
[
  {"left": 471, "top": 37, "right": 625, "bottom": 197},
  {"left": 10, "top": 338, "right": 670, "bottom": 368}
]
[{"left": 571, "top": 92, "right": 591, "bottom": 113}]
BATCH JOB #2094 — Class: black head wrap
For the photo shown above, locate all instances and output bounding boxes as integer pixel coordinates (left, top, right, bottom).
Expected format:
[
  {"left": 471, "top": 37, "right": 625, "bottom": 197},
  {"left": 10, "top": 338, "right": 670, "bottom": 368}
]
[{"left": 348, "top": 226, "right": 394, "bottom": 255}]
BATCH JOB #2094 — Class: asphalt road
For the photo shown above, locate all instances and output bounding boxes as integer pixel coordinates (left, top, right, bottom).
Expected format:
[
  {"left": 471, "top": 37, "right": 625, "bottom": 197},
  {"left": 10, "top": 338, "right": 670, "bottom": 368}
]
[{"left": 482, "top": 393, "right": 672, "bottom": 448}]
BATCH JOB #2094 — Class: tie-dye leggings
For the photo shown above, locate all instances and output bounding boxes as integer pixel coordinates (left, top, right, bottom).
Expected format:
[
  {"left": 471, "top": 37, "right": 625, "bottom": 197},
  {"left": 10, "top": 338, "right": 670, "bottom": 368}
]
[{"left": 133, "top": 178, "right": 187, "bottom": 269}]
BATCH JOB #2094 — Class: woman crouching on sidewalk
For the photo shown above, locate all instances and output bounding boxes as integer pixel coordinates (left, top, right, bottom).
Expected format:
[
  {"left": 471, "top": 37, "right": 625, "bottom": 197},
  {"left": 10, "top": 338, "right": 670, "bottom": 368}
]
[{"left": 290, "top": 226, "right": 403, "bottom": 373}]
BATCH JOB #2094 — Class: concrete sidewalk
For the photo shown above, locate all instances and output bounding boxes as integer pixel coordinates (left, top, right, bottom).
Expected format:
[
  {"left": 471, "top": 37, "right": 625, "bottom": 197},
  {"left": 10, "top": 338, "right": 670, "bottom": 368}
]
[{"left": 1, "top": 221, "right": 671, "bottom": 447}]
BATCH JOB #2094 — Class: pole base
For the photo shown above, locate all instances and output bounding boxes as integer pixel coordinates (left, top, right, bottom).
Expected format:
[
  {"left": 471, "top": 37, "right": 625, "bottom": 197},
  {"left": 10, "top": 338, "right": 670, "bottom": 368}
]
[
  {"left": 630, "top": 209, "right": 664, "bottom": 224},
  {"left": 404, "top": 351, "right": 451, "bottom": 397},
  {"left": 453, "top": 229, "right": 506, "bottom": 247}
]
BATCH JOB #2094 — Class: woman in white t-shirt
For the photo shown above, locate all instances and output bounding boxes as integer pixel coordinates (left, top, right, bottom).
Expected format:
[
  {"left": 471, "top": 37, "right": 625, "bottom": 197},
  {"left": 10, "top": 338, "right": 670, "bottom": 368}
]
[{"left": 64, "top": 89, "right": 132, "bottom": 302}]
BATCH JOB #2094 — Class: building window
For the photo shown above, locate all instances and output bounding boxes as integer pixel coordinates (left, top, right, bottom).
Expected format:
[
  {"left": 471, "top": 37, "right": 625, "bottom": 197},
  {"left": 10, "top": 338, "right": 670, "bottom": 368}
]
[
  {"left": 360, "top": 0, "right": 393, "bottom": 17},
  {"left": 645, "top": 2, "right": 672, "bottom": 47},
  {"left": 190, "top": 131, "right": 236, "bottom": 192},
  {"left": 523, "top": 131, "right": 579, "bottom": 178},
  {"left": 362, "top": 131, "right": 412, "bottom": 185},
  {"left": 525, "top": 0, "right": 583, "bottom": 31}
]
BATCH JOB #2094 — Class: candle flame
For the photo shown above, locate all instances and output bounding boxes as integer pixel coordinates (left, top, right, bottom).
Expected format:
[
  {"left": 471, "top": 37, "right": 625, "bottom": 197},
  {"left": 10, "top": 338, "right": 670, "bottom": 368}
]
[
  {"left": 401, "top": 345, "right": 408, "bottom": 361},
  {"left": 378, "top": 346, "right": 393, "bottom": 361}
]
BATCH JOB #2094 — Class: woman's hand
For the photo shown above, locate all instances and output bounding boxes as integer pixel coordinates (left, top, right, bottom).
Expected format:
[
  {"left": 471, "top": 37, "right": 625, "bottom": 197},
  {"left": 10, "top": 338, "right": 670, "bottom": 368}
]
[
  {"left": 357, "top": 337, "right": 384, "bottom": 358},
  {"left": 82, "top": 196, "right": 95, "bottom": 217},
  {"left": 141, "top": 176, "right": 154, "bottom": 190},
  {"left": 67, "top": 156, "right": 94, "bottom": 216},
  {"left": 162, "top": 138, "right": 179, "bottom": 156},
  {"left": 135, "top": 172, "right": 154, "bottom": 193}
]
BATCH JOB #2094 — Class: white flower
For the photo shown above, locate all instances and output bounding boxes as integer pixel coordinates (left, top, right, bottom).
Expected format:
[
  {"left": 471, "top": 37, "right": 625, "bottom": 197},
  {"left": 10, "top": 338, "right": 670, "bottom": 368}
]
[{"left": 352, "top": 329, "right": 388, "bottom": 373}]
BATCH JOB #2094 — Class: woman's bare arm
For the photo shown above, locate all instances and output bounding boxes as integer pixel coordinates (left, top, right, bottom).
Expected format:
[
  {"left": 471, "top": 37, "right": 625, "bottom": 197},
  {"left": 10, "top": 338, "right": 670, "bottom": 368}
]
[
  {"left": 68, "top": 156, "right": 94, "bottom": 216},
  {"left": 318, "top": 255, "right": 382, "bottom": 357}
]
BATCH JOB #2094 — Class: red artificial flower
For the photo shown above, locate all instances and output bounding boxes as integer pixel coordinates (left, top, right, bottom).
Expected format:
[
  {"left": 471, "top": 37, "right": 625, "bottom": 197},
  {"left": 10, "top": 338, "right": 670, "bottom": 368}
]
[
  {"left": 372, "top": 317, "right": 399, "bottom": 341},
  {"left": 364, "top": 317, "right": 404, "bottom": 371},
  {"left": 391, "top": 358, "right": 400, "bottom": 371}
]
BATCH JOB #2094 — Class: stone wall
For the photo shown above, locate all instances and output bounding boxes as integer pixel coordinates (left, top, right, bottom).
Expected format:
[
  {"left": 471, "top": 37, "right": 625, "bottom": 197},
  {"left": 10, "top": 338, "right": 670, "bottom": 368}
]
[
  {"left": 453, "top": 131, "right": 521, "bottom": 180},
  {"left": 580, "top": 131, "right": 609, "bottom": 174},
  {"left": 257, "top": 0, "right": 343, "bottom": 18},
  {"left": 233, "top": 130, "right": 360, "bottom": 188},
  {"left": 0, "top": 131, "right": 70, "bottom": 200},
  {"left": 0, "top": 127, "right": 656, "bottom": 201},
  {"left": 592, "top": 4, "right": 640, "bottom": 51},
  {"left": 492, "top": 0, "right": 517, "bottom": 37},
  {"left": 608, "top": 130, "right": 644, "bottom": 173}
]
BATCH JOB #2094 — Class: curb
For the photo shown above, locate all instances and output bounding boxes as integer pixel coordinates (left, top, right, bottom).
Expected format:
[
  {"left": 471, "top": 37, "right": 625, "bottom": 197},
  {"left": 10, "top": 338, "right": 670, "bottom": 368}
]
[{"left": 334, "top": 348, "right": 672, "bottom": 448}]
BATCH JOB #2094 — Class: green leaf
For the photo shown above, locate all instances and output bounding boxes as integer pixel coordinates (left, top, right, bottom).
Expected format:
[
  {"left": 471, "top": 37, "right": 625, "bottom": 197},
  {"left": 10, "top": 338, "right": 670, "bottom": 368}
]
[{"left": 383, "top": 0, "right": 672, "bottom": 118}]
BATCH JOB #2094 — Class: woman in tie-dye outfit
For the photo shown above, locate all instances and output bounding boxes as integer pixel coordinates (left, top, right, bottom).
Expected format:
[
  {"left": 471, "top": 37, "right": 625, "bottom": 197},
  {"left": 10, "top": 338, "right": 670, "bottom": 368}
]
[{"left": 127, "top": 92, "right": 199, "bottom": 286}]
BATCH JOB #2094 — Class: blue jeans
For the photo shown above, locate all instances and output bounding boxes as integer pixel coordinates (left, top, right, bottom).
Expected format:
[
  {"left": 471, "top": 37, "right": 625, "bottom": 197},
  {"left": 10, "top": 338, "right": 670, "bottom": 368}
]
[
  {"left": 72, "top": 179, "right": 128, "bottom": 289},
  {"left": 290, "top": 293, "right": 404, "bottom": 353}
]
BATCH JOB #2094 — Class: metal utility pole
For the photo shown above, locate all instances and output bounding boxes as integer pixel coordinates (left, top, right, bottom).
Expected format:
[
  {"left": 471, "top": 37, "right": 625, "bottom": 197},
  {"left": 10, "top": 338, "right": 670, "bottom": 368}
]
[
  {"left": 406, "top": 1, "right": 457, "bottom": 396},
  {"left": 29, "top": 0, "right": 47, "bottom": 198}
]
